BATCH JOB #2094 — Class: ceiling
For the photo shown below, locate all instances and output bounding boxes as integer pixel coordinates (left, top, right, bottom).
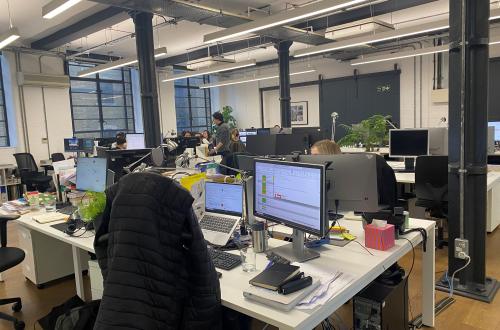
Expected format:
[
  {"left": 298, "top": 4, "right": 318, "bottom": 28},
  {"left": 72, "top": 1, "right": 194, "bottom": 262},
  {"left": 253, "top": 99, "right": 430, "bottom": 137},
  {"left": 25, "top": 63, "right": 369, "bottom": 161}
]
[{"left": 2, "top": 0, "right": 499, "bottom": 68}]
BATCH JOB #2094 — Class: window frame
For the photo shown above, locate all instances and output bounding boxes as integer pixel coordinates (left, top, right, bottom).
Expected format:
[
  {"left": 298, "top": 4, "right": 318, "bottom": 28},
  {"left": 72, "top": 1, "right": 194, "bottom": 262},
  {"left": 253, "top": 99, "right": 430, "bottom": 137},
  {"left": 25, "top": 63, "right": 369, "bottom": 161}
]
[
  {"left": 174, "top": 74, "right": 212, "bottom": 133},
  {"left": 0, "top": 58, "right": 10, "bottom": 147},
  {"left": 67, "top": 61, "right": 136, "bottom": 138}
]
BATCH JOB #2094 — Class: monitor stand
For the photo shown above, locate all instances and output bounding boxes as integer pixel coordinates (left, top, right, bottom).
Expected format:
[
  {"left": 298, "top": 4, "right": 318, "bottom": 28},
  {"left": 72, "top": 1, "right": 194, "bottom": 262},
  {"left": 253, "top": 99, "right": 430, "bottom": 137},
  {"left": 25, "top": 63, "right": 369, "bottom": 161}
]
[
  {"left": 404, "top": 158, "right": 415, "bottom": 171},
  {"left": 270, "top": 229, "right": 320, "bottom": 263}
]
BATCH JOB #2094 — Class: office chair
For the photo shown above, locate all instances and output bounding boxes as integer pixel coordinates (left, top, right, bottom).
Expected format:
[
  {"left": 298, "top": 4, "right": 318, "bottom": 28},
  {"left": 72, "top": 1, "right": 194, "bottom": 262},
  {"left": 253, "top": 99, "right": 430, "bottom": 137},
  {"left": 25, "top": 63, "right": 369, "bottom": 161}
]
[
  {"left": 0, "top": 214, "right": 25, "bottom": 330},
  {"left": 13, "top": 153, "right": 52, "bottom": 192},
  {"left": 415, "top": 155, "right": 448, "bottom": 248},
  {"left": 51, "top": 153, "right": 65, "bottom": 162}
]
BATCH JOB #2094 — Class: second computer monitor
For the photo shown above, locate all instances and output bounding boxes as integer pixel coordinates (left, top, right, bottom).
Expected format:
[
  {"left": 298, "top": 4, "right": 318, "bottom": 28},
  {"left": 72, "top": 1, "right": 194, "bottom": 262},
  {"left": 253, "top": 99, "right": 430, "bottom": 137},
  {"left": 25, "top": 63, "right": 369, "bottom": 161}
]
[
  {"left": 76, "top": 158, "right": 107, "bottom": 193},
  {"left": 389, "top": 129, "right": 429, "bottom": 157},
  {"left": 126, "top": 133, "right": 146, "bottom": 149},
  {"left": 253, "top": 158, "right": 327, "bottom": 237}
]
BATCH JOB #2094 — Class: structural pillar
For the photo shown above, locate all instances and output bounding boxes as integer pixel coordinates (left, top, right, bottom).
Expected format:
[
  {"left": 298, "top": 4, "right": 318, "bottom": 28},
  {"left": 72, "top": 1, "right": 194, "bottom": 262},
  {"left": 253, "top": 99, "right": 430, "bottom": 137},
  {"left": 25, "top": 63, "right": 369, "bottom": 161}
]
[
  {"left": 275, "top": 40, "right": 293, "bottom": 128},
  {"left": 439, "top": 0, "right": 499, "bottom": 302},
  {"left": 132, "top": 12, "right": 162, "bottom": 147}
]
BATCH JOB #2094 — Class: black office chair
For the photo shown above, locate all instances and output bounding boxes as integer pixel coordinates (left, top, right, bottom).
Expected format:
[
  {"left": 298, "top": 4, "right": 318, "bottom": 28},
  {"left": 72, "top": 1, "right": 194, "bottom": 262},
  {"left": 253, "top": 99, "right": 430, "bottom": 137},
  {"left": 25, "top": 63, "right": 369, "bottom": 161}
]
[
  {"left": 13, "top": 153, "right": 52, "bottom": 192},
  {"left": 51, "top": 153, "right": 65, "bottom": 162},
  {"left": 415, "top": 155, "right": 448, "bottom": 248},
  {"left": 0, "top": 214, "right": 25, "bottom": 330}
]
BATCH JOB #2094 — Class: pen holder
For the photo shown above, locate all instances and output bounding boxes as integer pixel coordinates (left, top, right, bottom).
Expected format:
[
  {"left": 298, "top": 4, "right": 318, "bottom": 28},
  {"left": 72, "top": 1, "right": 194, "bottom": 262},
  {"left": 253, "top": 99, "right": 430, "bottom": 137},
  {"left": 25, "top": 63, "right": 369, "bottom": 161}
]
[{"left": 365, "top": 224, "right": 395, "bottom": 251}]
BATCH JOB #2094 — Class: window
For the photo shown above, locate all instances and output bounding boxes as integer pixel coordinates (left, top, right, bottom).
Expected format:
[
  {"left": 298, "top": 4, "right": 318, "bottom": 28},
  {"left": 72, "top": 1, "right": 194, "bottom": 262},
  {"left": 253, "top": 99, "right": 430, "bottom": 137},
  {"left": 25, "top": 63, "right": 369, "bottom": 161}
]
[
  {"left": 0, "top": 59, "right": 9, "bottom": 147},
  {"left": 174, "top": 72, "right": 212, "bottom": 133},
  {"left": 68, "top": 61, "right": 135, "bottom": 138}
]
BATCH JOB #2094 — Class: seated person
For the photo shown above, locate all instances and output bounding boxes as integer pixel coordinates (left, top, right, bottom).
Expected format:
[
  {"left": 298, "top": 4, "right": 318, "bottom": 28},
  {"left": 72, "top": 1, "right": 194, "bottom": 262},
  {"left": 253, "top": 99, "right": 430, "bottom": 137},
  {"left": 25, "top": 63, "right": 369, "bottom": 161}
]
[
  {"left": 182, "top": 131, "right": 192, "bottom": 138},
  {"left": 229, "top": 128, "right": 246, "bottom": 153},
  {"left": 111, "top": 132, "right": 127, "bottom": 150},
  {"left": 310, "top": 139, "right": 341, "bottom": 155},
  {"left": 201, "top": 130, "right": 212, "bottom": 145}
]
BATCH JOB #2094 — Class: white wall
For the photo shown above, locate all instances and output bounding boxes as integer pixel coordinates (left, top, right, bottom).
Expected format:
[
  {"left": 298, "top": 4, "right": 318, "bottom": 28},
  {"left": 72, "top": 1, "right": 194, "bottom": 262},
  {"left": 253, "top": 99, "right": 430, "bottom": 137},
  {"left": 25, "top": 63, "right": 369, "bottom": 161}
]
[
  {"left": 262, "top": 85, "right": 320, "bottom": 128},
  {"left": 0, "top": 51, "right": 73, "bottom": 165},
  {"left": 216, "top": 45, "right": 453, "bottom": 130},
  {"left": 157, "top": 71, "right": 177, "bottom": 136}
]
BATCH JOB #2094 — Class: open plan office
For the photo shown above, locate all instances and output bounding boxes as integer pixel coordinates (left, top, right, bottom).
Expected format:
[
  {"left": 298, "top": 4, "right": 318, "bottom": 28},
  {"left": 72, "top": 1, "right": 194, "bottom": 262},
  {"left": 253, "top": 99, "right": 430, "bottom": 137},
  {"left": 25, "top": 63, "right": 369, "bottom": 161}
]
[{"left": 0, "top": 0, "right": 499, "bottom": 329}]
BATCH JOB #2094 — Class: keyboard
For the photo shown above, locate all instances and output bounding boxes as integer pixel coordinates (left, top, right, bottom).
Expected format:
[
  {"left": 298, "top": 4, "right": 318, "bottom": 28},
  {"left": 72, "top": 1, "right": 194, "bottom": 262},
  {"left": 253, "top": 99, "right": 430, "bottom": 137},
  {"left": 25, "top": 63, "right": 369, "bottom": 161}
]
[
  {"left": 57, "top": 205, "right": 77, "bottom": 215},
  {"left": 200, "top": 215, "right": 237, "bottom": 234},
  {"left": 208, "top": 248, "right": 242, "bottom": 270}
]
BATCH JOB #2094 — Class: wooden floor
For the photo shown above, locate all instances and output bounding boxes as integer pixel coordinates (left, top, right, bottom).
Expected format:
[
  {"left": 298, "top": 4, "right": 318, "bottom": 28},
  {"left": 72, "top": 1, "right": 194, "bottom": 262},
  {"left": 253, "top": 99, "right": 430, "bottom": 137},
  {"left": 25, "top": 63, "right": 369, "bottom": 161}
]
[{"left": 1, "top": 221, "right": 499, "bottom": 330}]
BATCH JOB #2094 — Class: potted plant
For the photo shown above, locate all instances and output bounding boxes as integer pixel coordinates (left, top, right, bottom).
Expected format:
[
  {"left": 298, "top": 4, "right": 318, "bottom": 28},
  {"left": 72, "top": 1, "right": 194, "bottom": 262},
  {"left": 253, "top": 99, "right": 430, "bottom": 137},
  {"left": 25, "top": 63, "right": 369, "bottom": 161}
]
[
  {"left": 221, "top": 105, "right": 237, "bottom": 128},
  {"left": 78, "top": 192, "right": 106, "bottom": 223},
  {"left": 338, "top": 114, "right": 391, "bottom": 152}
]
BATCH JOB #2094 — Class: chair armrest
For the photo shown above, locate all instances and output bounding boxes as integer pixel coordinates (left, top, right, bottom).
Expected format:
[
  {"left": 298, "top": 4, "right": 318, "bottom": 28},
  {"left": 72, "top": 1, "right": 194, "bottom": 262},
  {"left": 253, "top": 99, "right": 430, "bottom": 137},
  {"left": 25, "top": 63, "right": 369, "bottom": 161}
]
[{"left": 0, "top": 215, "right": 19, "bottom": 247}]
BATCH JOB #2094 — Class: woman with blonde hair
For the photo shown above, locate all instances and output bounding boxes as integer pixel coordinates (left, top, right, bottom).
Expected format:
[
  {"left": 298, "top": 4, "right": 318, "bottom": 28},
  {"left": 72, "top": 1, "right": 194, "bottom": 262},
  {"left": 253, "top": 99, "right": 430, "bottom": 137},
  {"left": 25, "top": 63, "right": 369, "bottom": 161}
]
[
  {"left": 310, "top": 139, "right": 342, "bottom": 155},
  {"left": 229, "top": 128, "right": 246, "bottom": 153}
]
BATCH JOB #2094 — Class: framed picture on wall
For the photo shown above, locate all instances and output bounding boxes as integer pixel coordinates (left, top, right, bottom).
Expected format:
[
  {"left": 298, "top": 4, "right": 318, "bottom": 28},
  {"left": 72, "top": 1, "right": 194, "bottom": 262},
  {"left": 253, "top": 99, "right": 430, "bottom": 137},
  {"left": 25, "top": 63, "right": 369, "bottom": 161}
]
[{"left": 291, "top": 101, "right": 308, "bottom": 126}]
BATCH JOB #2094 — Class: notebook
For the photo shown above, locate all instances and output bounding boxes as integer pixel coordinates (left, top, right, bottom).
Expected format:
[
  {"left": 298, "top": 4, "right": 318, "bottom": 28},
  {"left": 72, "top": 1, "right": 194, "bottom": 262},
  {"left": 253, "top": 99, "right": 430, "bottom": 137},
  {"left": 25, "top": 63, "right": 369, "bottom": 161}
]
[
  {"left": 243, "top": 278, "right": 320, "bottom": 312},
  {"left": 249, "top": 263, "right": 301, "bottom": 291},
  {"left": 33, "top": 213, "right": 69, "bottom": 224}
]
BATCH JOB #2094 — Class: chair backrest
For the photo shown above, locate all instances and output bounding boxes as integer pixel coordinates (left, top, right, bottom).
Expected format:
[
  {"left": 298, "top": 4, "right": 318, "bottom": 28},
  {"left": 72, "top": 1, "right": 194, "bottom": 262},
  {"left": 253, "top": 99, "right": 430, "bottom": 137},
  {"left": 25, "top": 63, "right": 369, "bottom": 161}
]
[
  {"left": 375, "top": 154, "right": 397, "bottom": 209},
  {"left": 415, "top": 155, "right": 448, "bottom": 203},
  {"left": 51, "top": 152, "right": 65, "bottom": 162},
  {"left": 13, "top": 153, "right": 38, "bottom": 173}
]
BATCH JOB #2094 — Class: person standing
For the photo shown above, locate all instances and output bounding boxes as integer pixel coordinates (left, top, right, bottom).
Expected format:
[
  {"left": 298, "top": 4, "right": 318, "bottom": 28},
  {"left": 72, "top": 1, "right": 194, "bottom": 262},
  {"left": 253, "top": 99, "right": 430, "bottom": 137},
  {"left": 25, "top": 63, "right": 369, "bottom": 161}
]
[{"left": 209, "top": 112, "right": 230, "bottom": 156}]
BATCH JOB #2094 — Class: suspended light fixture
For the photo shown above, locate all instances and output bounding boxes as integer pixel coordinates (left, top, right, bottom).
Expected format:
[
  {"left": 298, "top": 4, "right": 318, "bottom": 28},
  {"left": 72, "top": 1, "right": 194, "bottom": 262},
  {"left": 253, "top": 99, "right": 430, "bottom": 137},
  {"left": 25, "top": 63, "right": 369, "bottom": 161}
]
[
  {"left": 199, "top": 69, "right": 316, "bottom": 89},
  {"left": 350, "top": 44, "right": 450, "bottom": 66},
  {"left": 0, "top": 0, "right": 20, "bottom": 49},
  {"left": 43, "top": 0, "right": 82, "bottom": 19},
  {"left": 162, "top": 59, "right": 257, "bottom": 82},
  {"left": 77, "top": 47, "right": 168, "bottom": 77},
  {"left": 203, "top": 0, "right": 370, "bottom": 44}
]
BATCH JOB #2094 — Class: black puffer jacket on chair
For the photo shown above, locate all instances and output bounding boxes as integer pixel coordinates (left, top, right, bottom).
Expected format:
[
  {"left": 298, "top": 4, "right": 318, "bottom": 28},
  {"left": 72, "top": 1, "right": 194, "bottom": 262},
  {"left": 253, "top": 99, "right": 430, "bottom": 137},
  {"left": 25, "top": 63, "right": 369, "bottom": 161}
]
[{"left": 93, "top": 172, "right": 222, "bottom": 330}]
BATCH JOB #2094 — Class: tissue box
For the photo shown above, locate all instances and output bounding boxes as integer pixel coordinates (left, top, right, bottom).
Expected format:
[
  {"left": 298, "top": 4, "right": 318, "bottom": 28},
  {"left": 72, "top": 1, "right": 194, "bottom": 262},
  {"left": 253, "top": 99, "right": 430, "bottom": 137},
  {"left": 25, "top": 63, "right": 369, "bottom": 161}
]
[{"left": 365, "top": 224, "right": 395, "bottom": 251}]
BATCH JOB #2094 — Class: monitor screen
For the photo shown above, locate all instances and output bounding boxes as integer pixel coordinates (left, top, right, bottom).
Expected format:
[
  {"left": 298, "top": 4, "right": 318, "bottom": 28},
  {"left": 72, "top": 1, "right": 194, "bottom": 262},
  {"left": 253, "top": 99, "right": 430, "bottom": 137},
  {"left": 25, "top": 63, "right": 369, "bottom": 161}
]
[
  {"left": 76, "top": 158, "right": 107, "bottom": 193},
  {"left": 126, "top": 133, "right": 146, "bottom": 149},
  {"left": 64, "top": 138, "right": 80, "bottom": 152},
  {"left": 205, "top": 182, "right": 243, "bottom": 216},
  {"left": 389, "top": 129, "right": 429, "bottom": 157},
  {"left": 257, "top": 128, "right": 270, "bottom": 135},
  {"left": 489, "top": 122, "right": 500, "bottom": 141},
  {"left": 80, "top": 138, "right": 95, "bottom": 153},
  {"left": 254, "top": 159, "right": 325, "bottom": 236}
]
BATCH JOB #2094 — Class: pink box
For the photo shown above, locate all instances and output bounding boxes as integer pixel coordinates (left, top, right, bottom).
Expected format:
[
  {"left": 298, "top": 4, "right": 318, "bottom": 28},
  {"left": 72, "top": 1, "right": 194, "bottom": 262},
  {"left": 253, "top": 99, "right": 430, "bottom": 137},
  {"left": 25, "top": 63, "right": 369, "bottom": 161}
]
[{"left": 365, "top": 224, "right": 395, "bottom": 251}]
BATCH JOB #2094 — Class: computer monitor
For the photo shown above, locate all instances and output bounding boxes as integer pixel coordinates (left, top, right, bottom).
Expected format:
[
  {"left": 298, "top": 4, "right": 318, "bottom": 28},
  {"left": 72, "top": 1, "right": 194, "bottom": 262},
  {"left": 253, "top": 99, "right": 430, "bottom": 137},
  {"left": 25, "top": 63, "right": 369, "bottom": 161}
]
[
  {"left": 64, "top": 138, "right": 80, "bottom": 152},
  {"left": 76, "top": 158, "right": 107, "bottom": 193},
  {"left": 257, "top": 128, "right": 270, "bottom": 135},
  {"left": 389, "top": 129, "right": 429, "bottom": 158},
  {"left": 126, "top": 133, "right": 146, "bottom": 149},
  {"left": 80, "top": 138, "right": 95, "bottom": 153},
  {"left": 284, "top": 154, "right": 381, "bottom": 213},
  {"left": 254, "top": 158, "right": 326, "bottom": 262},
  {"left": 205, "top": 182, "right": 243, "bottom": 216},
  {"left": 489, "top": 122, "right": 500, "bottom": 141}
]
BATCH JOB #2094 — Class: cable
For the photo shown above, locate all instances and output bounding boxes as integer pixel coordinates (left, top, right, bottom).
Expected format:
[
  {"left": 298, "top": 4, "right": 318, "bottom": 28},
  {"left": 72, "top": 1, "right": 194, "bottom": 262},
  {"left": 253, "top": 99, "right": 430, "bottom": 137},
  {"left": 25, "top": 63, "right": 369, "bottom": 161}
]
[
  {"left": 449, "top": 255, "right": 471, "bottom": 298},
  {"left": 401, "top": 237, "right": 415, "bottom": 330},
  {"left": 352, "top": 240, "right": 374, "bottom": 256},
  {"left": 400, "top": 227, "right": 427, "bottom": 252}
]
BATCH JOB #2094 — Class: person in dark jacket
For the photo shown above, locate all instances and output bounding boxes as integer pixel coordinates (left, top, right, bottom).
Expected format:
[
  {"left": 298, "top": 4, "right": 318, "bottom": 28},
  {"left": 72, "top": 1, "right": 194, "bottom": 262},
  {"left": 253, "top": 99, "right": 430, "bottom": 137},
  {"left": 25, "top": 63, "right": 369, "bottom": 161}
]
[{"left": 93, "top": 172, "right": 222, "bottom": 330}]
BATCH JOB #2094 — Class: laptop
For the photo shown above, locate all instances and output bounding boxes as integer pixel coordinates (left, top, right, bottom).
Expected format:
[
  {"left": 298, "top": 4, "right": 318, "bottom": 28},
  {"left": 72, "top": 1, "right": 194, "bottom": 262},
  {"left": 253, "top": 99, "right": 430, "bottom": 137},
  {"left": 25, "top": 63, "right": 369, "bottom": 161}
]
[{"left": 200, "top": 182, "right": 243, "bottom": 246}]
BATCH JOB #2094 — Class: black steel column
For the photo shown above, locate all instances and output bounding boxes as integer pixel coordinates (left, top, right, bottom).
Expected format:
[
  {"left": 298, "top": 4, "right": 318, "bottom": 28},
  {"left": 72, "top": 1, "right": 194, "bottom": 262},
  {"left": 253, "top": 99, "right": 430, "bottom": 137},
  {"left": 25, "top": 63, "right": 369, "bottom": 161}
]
[
  {"left": 444, "top": 0, "right": 498, "bottom": 302},
  {"left": 275, "top": 40, "right": 293, "bottom": 128},
  {"left": 132, "top": 12, "right": 161, "bottom": 147}
]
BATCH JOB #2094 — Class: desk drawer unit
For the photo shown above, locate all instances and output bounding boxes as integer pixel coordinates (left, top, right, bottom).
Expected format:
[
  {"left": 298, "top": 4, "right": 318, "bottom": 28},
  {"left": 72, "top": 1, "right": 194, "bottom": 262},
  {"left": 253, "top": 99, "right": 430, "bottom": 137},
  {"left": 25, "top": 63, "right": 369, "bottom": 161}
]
[{"left": 17, "top": 226, "right": 89, "bottom": 286}]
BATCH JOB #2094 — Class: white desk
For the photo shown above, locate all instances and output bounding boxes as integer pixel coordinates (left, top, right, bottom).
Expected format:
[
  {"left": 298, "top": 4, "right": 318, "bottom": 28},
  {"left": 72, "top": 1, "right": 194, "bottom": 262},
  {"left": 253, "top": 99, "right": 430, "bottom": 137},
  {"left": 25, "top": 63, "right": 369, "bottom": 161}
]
[
  {"left": 15, "top": 215, "right": 435, "bottom": 329},
  {"left": 388, "top": 161, "right": 500, "bottom": 232}
]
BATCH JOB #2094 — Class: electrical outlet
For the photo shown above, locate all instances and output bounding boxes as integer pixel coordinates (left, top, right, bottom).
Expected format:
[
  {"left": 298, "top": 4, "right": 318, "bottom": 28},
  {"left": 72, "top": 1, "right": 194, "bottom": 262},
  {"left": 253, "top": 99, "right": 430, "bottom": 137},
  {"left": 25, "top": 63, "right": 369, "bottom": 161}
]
[{"left": 454, "top": 238, "right": 469, "bottom": 259}]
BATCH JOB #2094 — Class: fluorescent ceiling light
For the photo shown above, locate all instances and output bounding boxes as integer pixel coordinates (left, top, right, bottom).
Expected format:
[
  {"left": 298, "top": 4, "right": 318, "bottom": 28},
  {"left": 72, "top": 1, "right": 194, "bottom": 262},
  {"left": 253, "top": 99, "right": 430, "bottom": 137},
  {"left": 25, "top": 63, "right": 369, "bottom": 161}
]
[
  {"left": 43, "top": 0, "right": 82, "bottom": 19},
  {"left": 77, "top": 47, "right": 167, "bottom": 77},
  {"left": 0, "top": 27, "right": 20, "bottom": 49},
  {"left": 350, "top": 45, "right": 449, "bottom": 65},
  {"left": 294, "top": 9, "right": 500, "bottom": 58},
  {"left": 203, "top": 0, "right": 370, "bottom": 44},
  {"left": 162, "top": 59, "right": 257, "bottom": 82},
  {"left": 199, "top": 69, "right": 316, "bottom": 89},
  {"left": 294, "top": 19, "right": 449, "bottom": 58}
]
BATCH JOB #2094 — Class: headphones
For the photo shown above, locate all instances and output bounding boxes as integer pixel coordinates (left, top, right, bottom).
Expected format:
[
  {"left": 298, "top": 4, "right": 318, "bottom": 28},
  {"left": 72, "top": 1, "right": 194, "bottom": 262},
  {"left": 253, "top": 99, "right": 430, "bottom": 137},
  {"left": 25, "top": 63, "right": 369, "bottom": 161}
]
[{"left": 64, "top": 220, "right": 79, "bottom": 236}]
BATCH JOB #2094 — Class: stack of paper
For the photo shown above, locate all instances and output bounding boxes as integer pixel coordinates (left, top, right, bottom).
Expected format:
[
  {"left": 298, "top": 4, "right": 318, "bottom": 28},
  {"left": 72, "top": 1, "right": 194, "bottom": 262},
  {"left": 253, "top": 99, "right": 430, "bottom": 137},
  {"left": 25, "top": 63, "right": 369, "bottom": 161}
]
[{"left": 294, "top": 263, "right": 355, "bottom": 310}]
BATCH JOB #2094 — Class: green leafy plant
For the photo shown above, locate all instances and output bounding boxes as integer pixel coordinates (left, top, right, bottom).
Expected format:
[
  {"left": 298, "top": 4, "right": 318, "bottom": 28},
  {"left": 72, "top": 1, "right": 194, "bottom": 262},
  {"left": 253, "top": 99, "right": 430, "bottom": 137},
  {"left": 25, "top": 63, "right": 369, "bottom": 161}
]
[
  {"left": 221, "top": 105, "right": 237, "bottom": 128},
  {"left": 78, "top": 192, "right": 106, "bottom": 223},
  {"left": 338, "top": 114, "right": 391, "bottom": 151}
]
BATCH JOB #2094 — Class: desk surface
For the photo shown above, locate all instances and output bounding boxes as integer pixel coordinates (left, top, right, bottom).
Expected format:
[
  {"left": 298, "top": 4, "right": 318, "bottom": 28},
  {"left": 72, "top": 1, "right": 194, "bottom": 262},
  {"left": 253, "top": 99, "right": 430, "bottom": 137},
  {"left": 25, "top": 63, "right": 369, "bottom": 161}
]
[
  {"left": 388, "top": 161, "right": 500, "bottom": 188},
  {"left": 15, "top": 212, "right": 433, "bottom": 330}
]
